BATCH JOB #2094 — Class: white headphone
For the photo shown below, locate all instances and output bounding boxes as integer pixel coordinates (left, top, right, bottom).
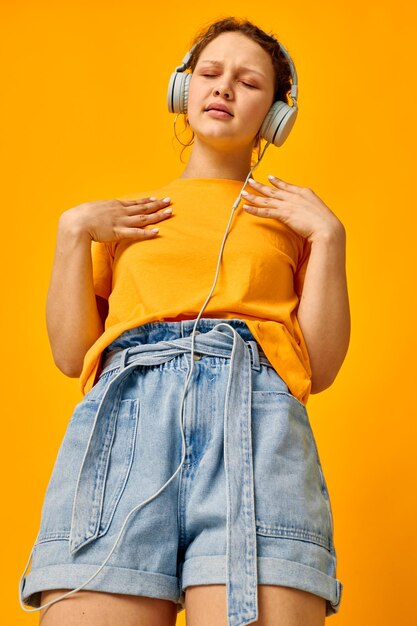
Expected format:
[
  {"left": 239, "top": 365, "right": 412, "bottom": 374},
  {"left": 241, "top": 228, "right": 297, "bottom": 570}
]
[{"left": 167, "top": 37, "right": 298, "bottom": 147}]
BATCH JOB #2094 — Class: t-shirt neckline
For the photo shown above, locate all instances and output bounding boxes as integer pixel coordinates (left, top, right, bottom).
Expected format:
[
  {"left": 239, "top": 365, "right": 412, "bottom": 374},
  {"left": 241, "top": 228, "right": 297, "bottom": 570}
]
[{"left": 175, "top": 177, "right": 247, "bottom": 184}]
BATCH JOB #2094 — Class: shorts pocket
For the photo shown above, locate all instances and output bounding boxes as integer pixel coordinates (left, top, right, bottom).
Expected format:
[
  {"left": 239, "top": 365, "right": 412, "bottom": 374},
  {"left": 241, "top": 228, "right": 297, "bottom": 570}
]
[
  {"left": 36, "top": 396, "right": 139, "bottom": 546},
  {"left": 97, "top": 398, "right": 140, "bottom": 537},
  {"left": 251, "top": 390, "right": 334, "bottom": 552}
]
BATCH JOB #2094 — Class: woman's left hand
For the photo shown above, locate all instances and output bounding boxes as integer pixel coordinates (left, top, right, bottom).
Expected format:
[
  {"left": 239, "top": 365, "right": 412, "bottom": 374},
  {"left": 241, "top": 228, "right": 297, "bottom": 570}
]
[{"left": 241, "top": 175, "right": 343, "bottom": 243}]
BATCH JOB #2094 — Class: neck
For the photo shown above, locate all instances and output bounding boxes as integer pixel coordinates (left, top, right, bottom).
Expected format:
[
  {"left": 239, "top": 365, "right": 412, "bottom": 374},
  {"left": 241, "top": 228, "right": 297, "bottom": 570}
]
[{"left": 179, "top": 138, "right": 254, "bottom": 182}]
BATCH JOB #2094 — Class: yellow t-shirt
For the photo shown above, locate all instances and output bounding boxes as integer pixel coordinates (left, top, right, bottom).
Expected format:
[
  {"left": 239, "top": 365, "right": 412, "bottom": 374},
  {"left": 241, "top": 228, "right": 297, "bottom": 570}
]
[{"left": 80, "top": 177, "right": 313, "bottom": 404}]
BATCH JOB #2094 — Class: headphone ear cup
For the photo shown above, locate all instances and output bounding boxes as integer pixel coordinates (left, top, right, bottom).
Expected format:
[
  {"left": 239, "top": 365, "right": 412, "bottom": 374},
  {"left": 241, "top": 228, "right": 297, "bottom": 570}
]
[
  {"left": 259, "top": 100, "right": 298, "bottom": 147},
  {"left": 167, "top": 71, "right": 191, "bottom": 114}
]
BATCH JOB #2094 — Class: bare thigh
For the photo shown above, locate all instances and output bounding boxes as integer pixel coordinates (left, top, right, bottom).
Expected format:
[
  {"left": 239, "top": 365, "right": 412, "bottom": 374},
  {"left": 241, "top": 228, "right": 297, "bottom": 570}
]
[
  {"left": 184, "top": 584, "right": 326, "bottom": 626},
  {"left": 39, "top": 589, "right": 178, "bottom": 626}
]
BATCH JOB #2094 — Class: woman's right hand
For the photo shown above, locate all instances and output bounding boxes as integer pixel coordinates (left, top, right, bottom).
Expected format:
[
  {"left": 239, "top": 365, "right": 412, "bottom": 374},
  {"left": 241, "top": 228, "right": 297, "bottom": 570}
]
[{"left": 59, "top": 196, "right": 173, "bottom": 242}]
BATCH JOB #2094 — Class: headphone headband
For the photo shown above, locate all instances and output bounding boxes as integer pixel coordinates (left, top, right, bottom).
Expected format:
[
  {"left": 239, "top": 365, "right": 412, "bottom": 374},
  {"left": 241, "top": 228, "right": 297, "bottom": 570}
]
[{"left": 273, "top": 39, "right": 298, "bottom": 102}]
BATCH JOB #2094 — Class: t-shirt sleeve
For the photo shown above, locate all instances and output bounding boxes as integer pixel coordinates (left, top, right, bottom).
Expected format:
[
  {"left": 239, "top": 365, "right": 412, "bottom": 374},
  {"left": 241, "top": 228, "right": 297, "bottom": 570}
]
[
  {"left": 91, "top": 240, "right": 114, "bottom": 299},
  {"left": 294, "top": 237, "right": 312, "bottom": 297}
]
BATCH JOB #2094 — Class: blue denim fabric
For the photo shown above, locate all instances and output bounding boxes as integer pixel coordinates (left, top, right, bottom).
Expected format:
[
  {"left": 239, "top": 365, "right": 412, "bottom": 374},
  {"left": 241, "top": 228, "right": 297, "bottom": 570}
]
[{"left": 20, "top": 318, "right": 343, "bottom": 624}]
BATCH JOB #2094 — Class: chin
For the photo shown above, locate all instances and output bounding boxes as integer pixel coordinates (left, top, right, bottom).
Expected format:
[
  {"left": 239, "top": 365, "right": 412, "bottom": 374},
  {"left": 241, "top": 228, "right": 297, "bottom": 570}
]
[
  {"left": 189, "top": 123, "right": 249, "bottom": 148},
  {"left": 198, "top": 133, "right": 247, "bottom": 151}
]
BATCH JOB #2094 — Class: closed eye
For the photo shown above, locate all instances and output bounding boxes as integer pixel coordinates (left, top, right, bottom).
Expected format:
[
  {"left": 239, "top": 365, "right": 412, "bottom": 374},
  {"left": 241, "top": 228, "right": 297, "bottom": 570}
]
[{"left": 201, "top": 74, "right": 256, "bottom": 88}]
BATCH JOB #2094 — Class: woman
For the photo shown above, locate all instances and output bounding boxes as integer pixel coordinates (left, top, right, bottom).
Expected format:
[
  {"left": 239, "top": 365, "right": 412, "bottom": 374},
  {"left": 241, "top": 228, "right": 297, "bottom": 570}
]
[{"left": 19, "top": 16, "right": 350, "bottom": 626}]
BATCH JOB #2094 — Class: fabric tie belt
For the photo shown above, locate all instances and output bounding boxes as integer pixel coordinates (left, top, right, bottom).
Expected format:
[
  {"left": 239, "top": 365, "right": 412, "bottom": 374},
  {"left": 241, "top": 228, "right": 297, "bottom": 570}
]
[{"left": 70, "top": 322, "right": 271, "bottom": 626}]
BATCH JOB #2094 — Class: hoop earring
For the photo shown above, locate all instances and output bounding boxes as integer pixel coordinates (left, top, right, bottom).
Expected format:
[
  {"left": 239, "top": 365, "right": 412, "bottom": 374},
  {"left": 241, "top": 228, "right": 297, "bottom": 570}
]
[
  {"left": 252, "top": 131, "right": 262, "bottom": 164},
  {"left": 173, "top": 113, "right": 194, "bottom": 147}
]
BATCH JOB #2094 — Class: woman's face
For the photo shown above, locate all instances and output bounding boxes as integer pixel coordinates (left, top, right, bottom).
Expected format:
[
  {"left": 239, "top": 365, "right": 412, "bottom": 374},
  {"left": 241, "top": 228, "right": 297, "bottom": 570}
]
[{"left": 187, "top": 32, "right": 276, "bottom": 151}]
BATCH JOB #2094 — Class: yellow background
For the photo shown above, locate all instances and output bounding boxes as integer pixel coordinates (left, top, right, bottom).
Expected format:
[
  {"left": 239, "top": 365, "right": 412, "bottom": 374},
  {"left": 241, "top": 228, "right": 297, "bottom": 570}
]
[{"left": 2, "top": 1, "right": 416, "bottom": 624}]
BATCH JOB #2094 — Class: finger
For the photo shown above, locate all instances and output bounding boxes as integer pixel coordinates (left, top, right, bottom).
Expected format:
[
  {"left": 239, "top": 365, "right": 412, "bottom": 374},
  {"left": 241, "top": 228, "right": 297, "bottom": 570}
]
[
  {"left": 240, "top": 189, "right": 283, "bottom": 208},
  {"left": 117, "top": 226, "right": 160, "bottom": 239},
  {"left": 123, "top": 208, "right": 173, "bottom": 226},
  {"left": 245, "top": 178, "right": 288, "bottom": 200},
  {"left": 118, "top": 196, "right": 171, "bottom": 207},
  {"left": 124, "top": 197, "right": 172, "bottom": 216},
  {"left": 242, "top": 203, "right": 280, "bottom": 219},
  {"left": 267, "top": 174, "right": 301, "bottom": 193},
  {"left": 116, "top": 196, "right": 156, "bottom": 205}
]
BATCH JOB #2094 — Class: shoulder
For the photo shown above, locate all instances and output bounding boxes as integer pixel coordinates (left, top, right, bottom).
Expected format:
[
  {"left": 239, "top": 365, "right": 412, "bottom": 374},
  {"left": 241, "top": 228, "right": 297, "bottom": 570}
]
[{"left": 116, "top": 179, "right": 176, "bottom": 202}]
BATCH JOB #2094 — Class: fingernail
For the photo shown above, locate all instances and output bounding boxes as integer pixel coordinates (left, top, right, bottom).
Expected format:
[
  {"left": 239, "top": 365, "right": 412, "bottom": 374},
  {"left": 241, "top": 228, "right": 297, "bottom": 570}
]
[
  {"left": 163, "top": 208, "right": 173, "bottom": 214},
  {"left": 248, "top": 177, "right": 256, "bottom": 183},
  {"left": 241, "top": 190, "right": 249, "bottom": 196},
  {"left": 267, "top": 174, "right": 275, "bottom": 180},
  {"left": 162, "top": 197, "right": 171, "bottom": 202},
  {"left": 149, "top": 196, "right": 157, "bottom": 200},
  {"left": 150, "top": 228, "right": 159, "bottom": 233}
]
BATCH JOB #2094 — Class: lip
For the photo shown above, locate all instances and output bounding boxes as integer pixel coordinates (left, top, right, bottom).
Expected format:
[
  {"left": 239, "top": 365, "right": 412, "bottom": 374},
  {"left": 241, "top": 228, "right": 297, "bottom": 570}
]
[
  {"left": 205, "top": 102, "right": 233, "bottom": 116},
  {"left": 205, "top": 109, "right": 233, "bottom": 120}
]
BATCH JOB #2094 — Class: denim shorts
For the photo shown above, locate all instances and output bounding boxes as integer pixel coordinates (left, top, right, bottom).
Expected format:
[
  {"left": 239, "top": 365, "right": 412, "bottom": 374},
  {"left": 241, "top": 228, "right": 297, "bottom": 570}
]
[{"left": 20, "top": 318, "right": 343, "bottom": 625}]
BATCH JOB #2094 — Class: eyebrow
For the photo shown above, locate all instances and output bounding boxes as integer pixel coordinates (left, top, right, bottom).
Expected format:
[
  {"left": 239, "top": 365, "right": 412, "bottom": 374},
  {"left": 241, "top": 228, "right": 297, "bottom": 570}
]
[{"left": 197, "top": 60, "right": 266, "bottom": 79}]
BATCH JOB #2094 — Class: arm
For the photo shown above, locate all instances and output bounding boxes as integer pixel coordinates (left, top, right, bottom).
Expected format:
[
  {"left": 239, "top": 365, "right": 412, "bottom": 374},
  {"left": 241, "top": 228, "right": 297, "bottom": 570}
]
[
  {"left": 46, "top": 196, "right": 173, "bottom": 377},
  {"left": 46, "top": 217, "right": 104, "bottom": 377},
  {"left": 296, "top": 224, "right": 350, "bottom": 393},
  {"left": 241, "top": 174, "right": 351, "bottom": 394}
]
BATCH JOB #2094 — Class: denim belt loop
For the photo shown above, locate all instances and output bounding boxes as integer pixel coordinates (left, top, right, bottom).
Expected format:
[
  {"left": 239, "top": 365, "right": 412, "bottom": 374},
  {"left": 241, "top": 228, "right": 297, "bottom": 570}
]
[
  {"left": 120, "top": 346, "right": 130, "bottom": 369},
  {"left": 247, "top": 340, "right": 261, "bottom": 371},
  {"left": 69, "top": 323, "right": 260, "bottom": 626}
]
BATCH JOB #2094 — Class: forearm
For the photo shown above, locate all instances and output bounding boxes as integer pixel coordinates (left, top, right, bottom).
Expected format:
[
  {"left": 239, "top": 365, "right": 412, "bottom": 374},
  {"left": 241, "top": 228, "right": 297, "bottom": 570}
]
[
  {"left": 297, "top": 225, "right": 351, "bottom": 393},
  {"left": 46, "top": 214, "right": 104, "bottom": 377}
]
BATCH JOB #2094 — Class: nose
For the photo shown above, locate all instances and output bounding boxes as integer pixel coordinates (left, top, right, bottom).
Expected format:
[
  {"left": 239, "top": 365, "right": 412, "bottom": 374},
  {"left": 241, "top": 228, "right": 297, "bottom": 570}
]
[
  {"left": 214, "top": 86, "right": 231, "bottom": 98},
  {"left": 213, "top": 79, "right": 233, "bottom": 99}
]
